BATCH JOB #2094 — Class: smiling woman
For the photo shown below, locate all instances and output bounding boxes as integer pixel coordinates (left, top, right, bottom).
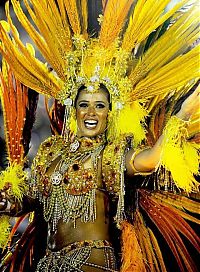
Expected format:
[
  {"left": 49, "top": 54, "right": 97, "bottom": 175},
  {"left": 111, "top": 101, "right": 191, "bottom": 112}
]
[
  {"left": 0, "top": 0, "right": 200, "bottom": 272},
  {"left": 76, "top": 87, "right": 110, "bottom": 138}
]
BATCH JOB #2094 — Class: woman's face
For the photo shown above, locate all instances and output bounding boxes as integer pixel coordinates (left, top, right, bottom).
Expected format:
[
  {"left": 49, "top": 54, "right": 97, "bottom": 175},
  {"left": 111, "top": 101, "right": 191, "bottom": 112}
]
[{"left": 76, "top": 89, "right": 110, "bottom": 138}]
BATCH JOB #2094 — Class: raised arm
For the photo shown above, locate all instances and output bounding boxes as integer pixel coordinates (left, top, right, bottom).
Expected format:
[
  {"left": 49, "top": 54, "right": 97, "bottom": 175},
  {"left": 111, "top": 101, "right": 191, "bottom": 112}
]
[{"left": 126, "top": 88, "right": 199, "bottom": 176}]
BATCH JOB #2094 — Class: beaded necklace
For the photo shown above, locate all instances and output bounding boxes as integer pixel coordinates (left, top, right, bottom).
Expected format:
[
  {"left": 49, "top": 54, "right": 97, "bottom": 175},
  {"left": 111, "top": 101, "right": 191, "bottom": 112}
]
[{"left": 31, "top": 134, "right": 106, "bottom": 230}]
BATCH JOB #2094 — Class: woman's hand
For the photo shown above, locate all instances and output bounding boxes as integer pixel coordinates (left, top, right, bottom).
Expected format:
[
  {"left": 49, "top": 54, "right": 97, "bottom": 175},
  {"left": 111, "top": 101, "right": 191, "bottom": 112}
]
[
  {"left": 0, "top": 191, "right": 8, "bottom": 212},
  {"left": 0, "top": 187, "right": 10, "bottom": 212},
  {"left": 176, "top": 87, "right": 199, "bottom": 121},
  {"left": 0, "top": 185, "right": 16, "bottom": 214}
]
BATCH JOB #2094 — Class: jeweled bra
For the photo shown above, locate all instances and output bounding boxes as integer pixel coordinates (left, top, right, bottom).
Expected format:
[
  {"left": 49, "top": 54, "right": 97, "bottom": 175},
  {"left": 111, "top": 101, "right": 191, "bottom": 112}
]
[{"left": 30, "top": 135, "right": 129, "bottom": 230}]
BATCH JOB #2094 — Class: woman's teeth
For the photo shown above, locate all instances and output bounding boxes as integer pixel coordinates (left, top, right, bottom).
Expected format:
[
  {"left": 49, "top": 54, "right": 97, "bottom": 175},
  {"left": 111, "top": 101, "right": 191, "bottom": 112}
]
[{"left": 84, "top": 120, "right": 98, "bottom": 128}]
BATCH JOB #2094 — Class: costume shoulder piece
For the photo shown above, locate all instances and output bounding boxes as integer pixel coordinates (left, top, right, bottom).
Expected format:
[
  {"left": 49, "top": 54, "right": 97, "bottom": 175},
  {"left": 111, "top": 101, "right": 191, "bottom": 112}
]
[{"left": 29, "top": 135, "right": 70, "bottom": 199}]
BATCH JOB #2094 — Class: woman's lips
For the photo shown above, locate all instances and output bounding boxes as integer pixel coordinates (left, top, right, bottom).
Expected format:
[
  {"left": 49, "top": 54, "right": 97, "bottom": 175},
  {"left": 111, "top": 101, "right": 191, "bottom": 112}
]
[{"left": 84, "top": 119, "right": 98, "bottom": 129}]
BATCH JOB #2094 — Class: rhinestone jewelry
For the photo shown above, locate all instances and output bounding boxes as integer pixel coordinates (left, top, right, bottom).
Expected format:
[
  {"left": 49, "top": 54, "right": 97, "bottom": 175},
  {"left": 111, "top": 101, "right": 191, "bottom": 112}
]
[{"left": 51, "top": 171, "right": 63, "bottom": 186}]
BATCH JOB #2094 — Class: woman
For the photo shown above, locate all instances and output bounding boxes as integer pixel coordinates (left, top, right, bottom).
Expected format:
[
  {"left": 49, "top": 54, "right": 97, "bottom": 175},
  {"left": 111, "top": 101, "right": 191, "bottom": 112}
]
[
  {"left": 0, "top": 83, "right": 199, "bottom": 272},
  {"left": 0, "top": 0, "right": 199, "bottom": 271}
]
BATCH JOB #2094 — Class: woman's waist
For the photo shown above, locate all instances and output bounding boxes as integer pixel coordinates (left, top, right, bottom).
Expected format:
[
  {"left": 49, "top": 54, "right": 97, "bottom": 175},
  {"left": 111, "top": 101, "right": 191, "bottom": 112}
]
[
  {"left": 43, "top": 239, "right": 118, "bottom": 272},
  {"left": 50, "top": 219, "right": 110, "bottom": 251},
  {"left": 48, "top": 239, "right": 112, "bottom": 253}
]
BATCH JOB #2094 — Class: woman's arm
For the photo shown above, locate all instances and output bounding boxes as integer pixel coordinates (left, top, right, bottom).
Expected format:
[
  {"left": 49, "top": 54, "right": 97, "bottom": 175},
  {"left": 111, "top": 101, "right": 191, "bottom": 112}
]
[
  {"left": 126, "top": 88, "right": 199, "bottom": 176},
  {"left": 0, "top": 186, "right": 38, "bottom": 216}
]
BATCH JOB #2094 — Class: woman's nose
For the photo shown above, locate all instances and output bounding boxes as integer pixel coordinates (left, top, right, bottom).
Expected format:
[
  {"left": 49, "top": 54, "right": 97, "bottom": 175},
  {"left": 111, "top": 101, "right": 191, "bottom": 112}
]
[{"left": 87, "top": 106, "right": 96, "bottom": 116}]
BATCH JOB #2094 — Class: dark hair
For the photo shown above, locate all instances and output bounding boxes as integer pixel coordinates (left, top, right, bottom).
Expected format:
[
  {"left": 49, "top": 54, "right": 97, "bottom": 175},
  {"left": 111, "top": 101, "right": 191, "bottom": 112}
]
[{"left": 74, "top": 83, "right": 111, "bottom": 110}]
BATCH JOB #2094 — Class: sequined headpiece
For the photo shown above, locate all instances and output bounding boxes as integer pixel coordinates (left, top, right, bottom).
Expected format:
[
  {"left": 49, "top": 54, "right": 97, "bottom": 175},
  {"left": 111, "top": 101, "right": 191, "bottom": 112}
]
[{"left": 0, "top": 0, "right": 199, "bottom": 144}]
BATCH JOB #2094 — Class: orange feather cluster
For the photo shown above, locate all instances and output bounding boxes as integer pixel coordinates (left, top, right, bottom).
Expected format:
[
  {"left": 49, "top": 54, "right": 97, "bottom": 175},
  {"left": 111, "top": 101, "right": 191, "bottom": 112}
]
[
  {"left": 0, "top": 62, "right": 28, "bottom": 164},
  {"left": 121, "top": 220, "right": 146, "bottom": 272}
]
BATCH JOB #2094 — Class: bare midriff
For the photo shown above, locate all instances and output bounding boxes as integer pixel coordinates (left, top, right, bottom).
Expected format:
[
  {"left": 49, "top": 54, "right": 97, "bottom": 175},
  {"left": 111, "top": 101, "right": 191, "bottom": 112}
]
[
  {"left": 46, "top": 154, "right": 111, "bottom": 252},
  {"left": 51, "top": 190, "right": 110, "bottom": 251}
]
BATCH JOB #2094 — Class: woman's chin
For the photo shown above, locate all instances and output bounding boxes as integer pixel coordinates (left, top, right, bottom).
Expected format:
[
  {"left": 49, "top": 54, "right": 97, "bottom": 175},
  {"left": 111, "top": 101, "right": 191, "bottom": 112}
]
[{"left": 77, "top": 128, "right": 103, "bottom": 138}]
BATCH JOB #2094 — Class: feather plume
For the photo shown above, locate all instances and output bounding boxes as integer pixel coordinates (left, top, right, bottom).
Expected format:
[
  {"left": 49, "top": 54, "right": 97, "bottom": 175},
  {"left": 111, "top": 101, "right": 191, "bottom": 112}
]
[
  {"left": 128, "top": 5, "right": 199, "bottom": 87},
  {"left": 160, "top": 116, "right": 199, "bottom": 192},
  {"left": 122, "top": 0, "right": 191, "bottom": 52},
  {"left": 0, "top": 60, "right": 28, "bottom": 164},
  {"left": 139, "top": 189, "right": 200, "bottom": 272},
  {"left": 0, "top": 164, "right": 28, "bottom": 200},
  {"left": 10, "top": 0, "right": 69, "bottom": 80},
  {"left": 0, "top": 21, "right": 62, "bottom": 98},
  {"left": 0, "top": 216, "right": 11, "bottom": 249},
  {"left": 120, "top": 220, "right": 146, "bottom": 272},
  {"left": 130, "top": 45, "right": 199, "bottom": 100},
  {"left": 99, "top": 0, "right": 133, "bottom": 48},
  {"left": 0, "top": 61, "right": 28, "bottom": 202},
  {"left": 107, "top": 101, "right": 148, "bottom": 146}
]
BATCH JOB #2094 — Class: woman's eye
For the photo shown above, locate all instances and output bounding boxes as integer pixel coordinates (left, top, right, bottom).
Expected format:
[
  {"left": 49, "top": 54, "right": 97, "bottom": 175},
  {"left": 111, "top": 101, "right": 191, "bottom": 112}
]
[
  {"left": 96, "top": 103, "right": 105, "bottom": 109},
  {"left": 79, "top": 102, "right": 88, "bottom": 108}
]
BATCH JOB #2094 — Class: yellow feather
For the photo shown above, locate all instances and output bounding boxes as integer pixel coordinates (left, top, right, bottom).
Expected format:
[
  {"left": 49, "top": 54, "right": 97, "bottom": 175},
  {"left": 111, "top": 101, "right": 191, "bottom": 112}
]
[
  {"left": 63, "top": 0, "right": 81, "bottom": 34},
  {"left": 107, "top": 101, "right": 148, "bottom": 146},
  {"left": 26, "top": 43, "right": 35, "bottom": 56},
  {"left": 131, "top": 45, "right": 199, "bottom": 100},
  {"left": 0, "top": 20, "right": 10, "bottom": 32},
  {"left": 152, "top": 191, "right": 200, "bottom": 215},
  {"left": 160, "top": 116, "right": 199, "bottom": 192},
  {"left": 99, "top": 0, "right": 133, "bottom": 48},
  {"left": 122, "top": 0, "right": 190, "bottom": 52},
  {"left": 69, "top": 108, "right": 77, "bottom": 134},
  {"left": 12, "top": 0, "right": 69, "bottom": 79},
  {"left": 81, "top": 0, "right": 88, "bottom": 37},
  {"left": 0, "top": 21, "right": 62, "bottom": 98},
  {"left": 188, "top": 110, "right": 200, "bottom": 137},
  {"left": 0, "top": 216, "right": 11, "bottom": 249},
  {"left": 129, "top": 5, "right": 199, "bottom": 86},
  {"left": 183, "top": 142, "right": 199, "bottom": 174},
  {"left": 0, "top": 164, "right": 28, "bottom": 201}
]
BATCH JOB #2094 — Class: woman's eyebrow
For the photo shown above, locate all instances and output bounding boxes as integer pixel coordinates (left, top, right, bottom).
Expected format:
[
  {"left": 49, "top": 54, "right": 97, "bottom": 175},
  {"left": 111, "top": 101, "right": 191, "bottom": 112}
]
[{"left": 78, "top": 100, "right": 89, "bottom": 103}]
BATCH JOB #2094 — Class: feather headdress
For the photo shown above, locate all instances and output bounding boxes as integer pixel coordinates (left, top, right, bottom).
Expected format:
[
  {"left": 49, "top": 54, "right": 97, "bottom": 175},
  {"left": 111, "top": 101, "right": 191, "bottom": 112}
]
[
  {"left": 0, "top": 1, "right": 199, "bottom": 270},
  {"left": 0, "top": 0, "right": 199, "bottom": 144}
]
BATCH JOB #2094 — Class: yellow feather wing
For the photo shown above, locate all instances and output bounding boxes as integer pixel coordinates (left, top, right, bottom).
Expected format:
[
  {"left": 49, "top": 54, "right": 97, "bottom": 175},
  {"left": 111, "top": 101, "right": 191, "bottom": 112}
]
[
  {"left": 130, "top": 45, "right": 199, "bottom": 100},
  {"left": 63, "top": 0, "right": 88, "bottom": 35},
  {"left": 0, "top": 22, "right": 62, "bottom": 98},
  {"left": 129, "top": 5, "right": 199, "bottom": 86},
  {"left": 122, "top": 0, "right": 192, "bottom": 52},
  {"left": 11, "top": 0, "right": 71, "bottom": 80},
  {"left": 99, "top": 0, "right": 133, "bottom": 48}
]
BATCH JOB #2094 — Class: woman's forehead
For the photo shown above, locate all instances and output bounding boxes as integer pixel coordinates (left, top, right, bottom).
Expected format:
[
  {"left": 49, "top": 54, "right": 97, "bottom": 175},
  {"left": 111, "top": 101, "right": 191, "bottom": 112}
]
[{"left": 76, "top": 89, "right": 109, "bottom": 103}]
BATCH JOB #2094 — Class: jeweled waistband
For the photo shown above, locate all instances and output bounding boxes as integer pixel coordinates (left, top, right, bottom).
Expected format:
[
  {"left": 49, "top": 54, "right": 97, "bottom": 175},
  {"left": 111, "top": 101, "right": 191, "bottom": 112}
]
[{"left": 47, "top": 239, "right": 112, "bottom": 255}]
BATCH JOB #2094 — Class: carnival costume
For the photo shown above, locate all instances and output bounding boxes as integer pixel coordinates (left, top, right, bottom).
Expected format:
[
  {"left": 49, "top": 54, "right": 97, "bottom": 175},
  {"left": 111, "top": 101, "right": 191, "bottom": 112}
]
[{"left": 0, "top": 0, "right": 199, "bottom": 271}]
